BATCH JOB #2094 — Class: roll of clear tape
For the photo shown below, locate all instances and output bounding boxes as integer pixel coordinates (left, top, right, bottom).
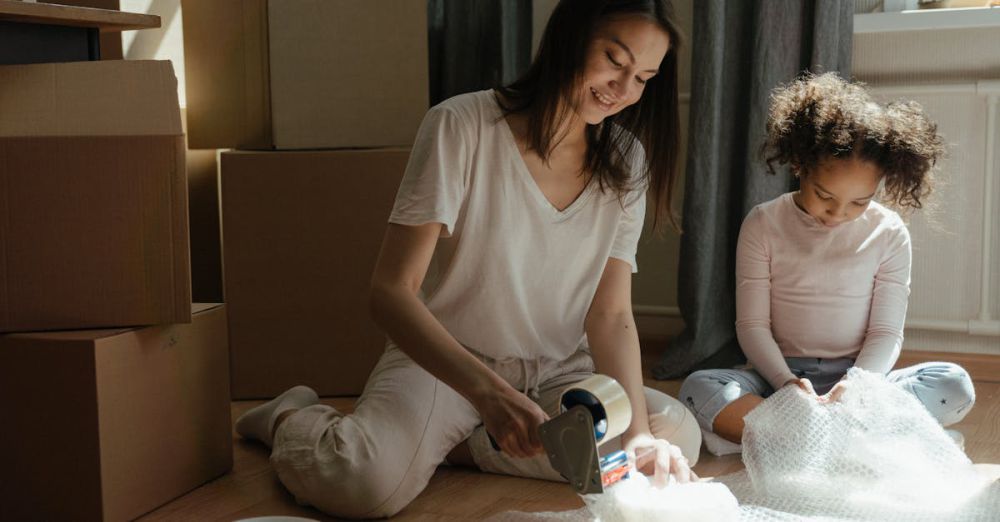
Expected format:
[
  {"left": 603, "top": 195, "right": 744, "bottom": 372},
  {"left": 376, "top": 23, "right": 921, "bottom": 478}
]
[{"left": 559, "top": 374, "right": 632, "bottom": 447}]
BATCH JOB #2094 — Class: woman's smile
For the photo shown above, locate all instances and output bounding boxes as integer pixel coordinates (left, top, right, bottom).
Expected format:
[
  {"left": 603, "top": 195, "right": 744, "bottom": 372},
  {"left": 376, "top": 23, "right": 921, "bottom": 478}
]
[{"left": 590, "top": 87, "right": 619, "bottom": 110}]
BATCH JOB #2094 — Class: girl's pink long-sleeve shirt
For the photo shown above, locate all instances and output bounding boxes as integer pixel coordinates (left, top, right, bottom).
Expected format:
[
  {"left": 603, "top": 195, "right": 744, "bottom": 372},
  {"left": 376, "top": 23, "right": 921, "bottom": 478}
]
[{"left": 735, "top": 192, "right": 912, "bottom": 389}]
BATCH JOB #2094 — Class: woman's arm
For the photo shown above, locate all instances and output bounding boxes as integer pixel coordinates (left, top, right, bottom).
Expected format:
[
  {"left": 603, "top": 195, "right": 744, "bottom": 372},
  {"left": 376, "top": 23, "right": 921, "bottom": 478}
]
[
  {"left": 585, "top": 258, "right": 649, "bottom": 439},
  {"left": 586, "top": 257, "right": 693, "bottom": 484},
  {"left": 369, "top": 222, "right": 548, "bottom": 458}
]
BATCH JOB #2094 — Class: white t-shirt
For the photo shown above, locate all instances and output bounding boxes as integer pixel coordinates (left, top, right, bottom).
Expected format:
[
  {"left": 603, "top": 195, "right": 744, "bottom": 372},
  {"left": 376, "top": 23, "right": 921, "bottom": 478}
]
[{"left": 389, "top": 90, "right": 647, "bottom": 361}]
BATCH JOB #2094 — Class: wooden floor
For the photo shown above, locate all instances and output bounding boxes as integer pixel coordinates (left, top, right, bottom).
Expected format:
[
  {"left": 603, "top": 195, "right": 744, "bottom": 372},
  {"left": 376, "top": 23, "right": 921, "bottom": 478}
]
[{"left": 140, "top": 348, "right": 1000, "bottom": 521}]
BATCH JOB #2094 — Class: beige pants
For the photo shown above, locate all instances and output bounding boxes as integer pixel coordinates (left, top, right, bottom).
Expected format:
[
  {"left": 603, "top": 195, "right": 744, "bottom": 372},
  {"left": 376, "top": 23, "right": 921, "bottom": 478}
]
[{"left": 271, "top": 343, "right": 701, "bottom": 519}]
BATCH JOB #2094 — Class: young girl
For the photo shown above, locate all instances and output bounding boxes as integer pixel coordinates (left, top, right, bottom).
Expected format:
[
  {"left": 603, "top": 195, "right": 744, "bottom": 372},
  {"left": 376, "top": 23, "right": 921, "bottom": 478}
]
[
  {"left": 680, "top": 73, "right": 976, "bottom": 456},
  {"left": 234, "top": 1, "right": 702, "bottom": 518}
]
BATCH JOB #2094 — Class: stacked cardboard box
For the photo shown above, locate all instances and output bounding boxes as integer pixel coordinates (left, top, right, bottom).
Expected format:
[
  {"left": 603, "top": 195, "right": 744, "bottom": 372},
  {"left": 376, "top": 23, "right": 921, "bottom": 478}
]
[
  {"left": 182, "top": 0, "right": 428, "bottom": 398},
  {"left": 182, "top": 0, "right": 428, "bottom": 150},
  {"left": 0, "top": 304, "right": 231, "bottom": 521},
  {"left": 221, "top": 149, "right": 409, "bottom": 397},
  {"left": 0, "top": 60, "right": 191, "bottom": 332},
  {"left": 0, "top": 57, "right": 232, "bottom": 519}
]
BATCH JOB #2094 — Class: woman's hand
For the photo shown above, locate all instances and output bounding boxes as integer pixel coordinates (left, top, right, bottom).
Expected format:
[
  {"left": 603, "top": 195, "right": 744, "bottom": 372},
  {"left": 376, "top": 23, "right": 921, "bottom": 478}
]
[
  {"left": 473, "top": 384, "right": 549, "bottom": 459},
  {"left": 624, "top": 432, "right": 697, "bottom": 488}
]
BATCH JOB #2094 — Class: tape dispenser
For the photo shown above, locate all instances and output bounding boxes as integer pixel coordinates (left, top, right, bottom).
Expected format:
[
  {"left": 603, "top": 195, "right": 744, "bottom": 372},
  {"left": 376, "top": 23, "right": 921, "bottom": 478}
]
[{"left": 539, "top": 374, "right": 633, "bottom": 494}]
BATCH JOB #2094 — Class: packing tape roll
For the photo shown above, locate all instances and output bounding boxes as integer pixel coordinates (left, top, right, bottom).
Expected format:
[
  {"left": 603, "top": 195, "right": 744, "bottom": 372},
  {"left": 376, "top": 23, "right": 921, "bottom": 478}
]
[{"left": 559, "top": 374, "right": 632, "bottom": 446}]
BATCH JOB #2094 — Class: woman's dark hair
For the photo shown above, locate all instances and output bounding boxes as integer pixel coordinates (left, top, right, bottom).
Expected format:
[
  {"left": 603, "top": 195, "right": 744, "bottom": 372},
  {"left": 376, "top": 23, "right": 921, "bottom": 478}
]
[
  {"left": 496, "top": 0, "right": 683, "bottom": 231},
  {"left": 763, "top": 72, "right": 945, "bottom": 211}
]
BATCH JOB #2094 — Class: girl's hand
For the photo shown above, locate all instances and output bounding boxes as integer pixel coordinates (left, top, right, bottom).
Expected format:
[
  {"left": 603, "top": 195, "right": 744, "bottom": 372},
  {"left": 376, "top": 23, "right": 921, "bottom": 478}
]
[
  {"left": 473, "top": 384, "right": 549, "bottom": 459},
  {"left": 624, "top": 432, "right": 698, "bottom": 488},
  {"left": 783, "top": 377, "right": 816, "bottom": 396},
  {"left": 819, "top": 381, "right": 849, "bottom": 403}
]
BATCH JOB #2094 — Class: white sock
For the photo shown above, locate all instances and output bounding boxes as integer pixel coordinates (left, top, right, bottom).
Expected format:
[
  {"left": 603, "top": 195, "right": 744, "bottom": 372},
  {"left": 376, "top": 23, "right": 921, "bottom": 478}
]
[
  {"left": 701, "top": 428, "right": 743, "bottom": 456},
  {"left": 235, "top": 385, "right": 319, "bottom": 448}
]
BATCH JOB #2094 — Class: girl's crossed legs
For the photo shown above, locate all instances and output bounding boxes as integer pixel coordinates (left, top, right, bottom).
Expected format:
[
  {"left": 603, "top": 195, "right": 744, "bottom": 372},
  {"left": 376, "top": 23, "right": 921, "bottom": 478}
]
[{"left": 679, "top": 358, "right": 976, "bottom": 451}]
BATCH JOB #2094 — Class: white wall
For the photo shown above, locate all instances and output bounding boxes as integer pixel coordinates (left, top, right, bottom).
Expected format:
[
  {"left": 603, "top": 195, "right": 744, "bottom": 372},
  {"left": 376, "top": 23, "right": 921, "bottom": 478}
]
[
  {"left": 532, "top": 0, "right": 558, "bottom": 57},
  {"left": 853, "top": 10, "right": 1000, "bottom": 354},
  {"left": 120, "top": 0, "right": 187, "bottom": 107},
  {"left": 631, "top": 0, "right": 692, "bottom": 325}
]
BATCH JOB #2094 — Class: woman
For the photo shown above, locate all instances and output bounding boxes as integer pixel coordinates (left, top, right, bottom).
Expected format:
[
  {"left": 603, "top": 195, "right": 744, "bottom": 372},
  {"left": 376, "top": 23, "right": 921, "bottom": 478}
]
[{"left": 236, "top": 1, "right": 700, "bottom": 517}]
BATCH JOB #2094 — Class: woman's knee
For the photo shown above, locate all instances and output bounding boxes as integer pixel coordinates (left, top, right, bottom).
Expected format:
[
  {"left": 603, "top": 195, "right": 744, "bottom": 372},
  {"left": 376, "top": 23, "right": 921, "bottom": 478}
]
[
  {"left": 271, "top": 423, "right": 424, "bottom": 518},
  {"left": 647, "top": 394, "right": 701, "bottom": 466},
  {"left": 344, "top": 471, "right": 417, "bottom": 519},
  {"left": 903, "top": 362, "right": 976, "bottom": 426}
]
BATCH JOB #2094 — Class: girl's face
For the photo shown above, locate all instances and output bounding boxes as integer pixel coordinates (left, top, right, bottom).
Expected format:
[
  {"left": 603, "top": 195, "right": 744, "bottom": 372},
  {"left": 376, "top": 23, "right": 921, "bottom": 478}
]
[
  {"left": 576, "top": 16, "right": 671, "bottom": 125},
  {"left": 795, "top": 155, "right": 882, "bottom": 228}
]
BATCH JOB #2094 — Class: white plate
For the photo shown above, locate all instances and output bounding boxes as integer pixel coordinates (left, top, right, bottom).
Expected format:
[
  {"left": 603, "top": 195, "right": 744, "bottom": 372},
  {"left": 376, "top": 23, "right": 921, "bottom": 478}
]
[{"left": 235, "top": 515, "right": 319, "bottom": 522}]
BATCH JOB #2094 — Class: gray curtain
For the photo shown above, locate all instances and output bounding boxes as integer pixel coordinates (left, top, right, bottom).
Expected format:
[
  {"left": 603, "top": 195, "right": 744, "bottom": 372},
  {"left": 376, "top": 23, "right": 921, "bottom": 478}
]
[
  {"left": 427, "top": 0, "right": 532, "bottom": 105},
  {"left": 654, "top": 0, "right": 853, "bottom": 379}
]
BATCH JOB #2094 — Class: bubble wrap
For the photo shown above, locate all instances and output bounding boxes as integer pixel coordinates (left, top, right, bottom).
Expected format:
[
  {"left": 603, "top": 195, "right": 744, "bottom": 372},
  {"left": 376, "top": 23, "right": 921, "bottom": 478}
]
[
  {"left": 489, "top": 369, "right": 999, "bottom": 522},
  {"left": 718, "top": 368, "right": 1000, "bottom": 521}
]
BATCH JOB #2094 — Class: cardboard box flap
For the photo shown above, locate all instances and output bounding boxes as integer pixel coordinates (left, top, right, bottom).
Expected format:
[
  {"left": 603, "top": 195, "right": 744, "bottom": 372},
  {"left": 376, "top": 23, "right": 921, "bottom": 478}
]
[{"left": 0, "top": 60, "right": 182, "bottom": 138}]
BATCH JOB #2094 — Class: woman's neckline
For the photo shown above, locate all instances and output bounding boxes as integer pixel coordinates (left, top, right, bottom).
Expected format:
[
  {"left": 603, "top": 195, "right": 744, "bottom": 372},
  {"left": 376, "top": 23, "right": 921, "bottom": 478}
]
[{"left": 491, "top": 91, "right": 595, "bottom": 217}]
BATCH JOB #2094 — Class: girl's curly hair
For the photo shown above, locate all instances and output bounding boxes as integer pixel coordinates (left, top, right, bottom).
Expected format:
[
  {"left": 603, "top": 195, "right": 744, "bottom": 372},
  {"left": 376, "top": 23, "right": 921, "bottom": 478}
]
[{"left": 763, "top": 72, "right": 945, "bottom": 211}]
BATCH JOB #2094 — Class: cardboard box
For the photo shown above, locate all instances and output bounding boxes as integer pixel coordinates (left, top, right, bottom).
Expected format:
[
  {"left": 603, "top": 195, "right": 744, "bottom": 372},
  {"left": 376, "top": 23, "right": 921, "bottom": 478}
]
[
  {"left": 221, "top": 149, "right": 408, "bottom": 398},
  {"left": 0, "top": 59, "right": 191, "bottom": 332},
  {"left": 0, "top": 304, "right": 232, "bottom": 522},
  {"left": 187, "top": 146, "right": 223, "bottom": 302},
  {"left": 181, "top": 0, "right": 428, "bottom": 150},
  {"left": 182, "top": 108, "right": 224, "bottom": 303}
]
